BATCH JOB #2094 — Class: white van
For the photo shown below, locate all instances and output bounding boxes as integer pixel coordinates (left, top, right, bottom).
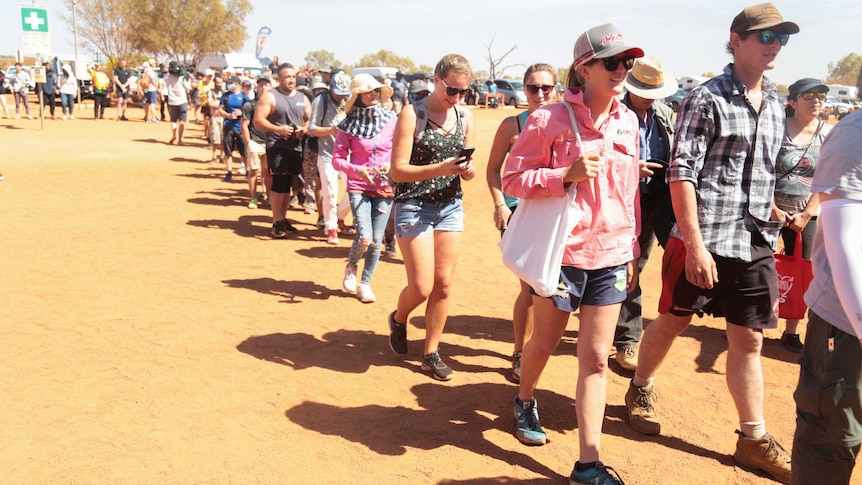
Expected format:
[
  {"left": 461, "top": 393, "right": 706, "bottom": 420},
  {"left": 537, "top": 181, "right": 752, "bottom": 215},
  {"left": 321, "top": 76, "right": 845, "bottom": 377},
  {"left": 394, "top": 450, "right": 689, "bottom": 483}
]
[
  {"left": 196, "top": 53, "right": 263, "bottom": 77},
  {"left": 352, "top": 66, "right": 399, "bottom": 83},
  {"left": 826, "top": 84, "right": 859, "bottom": 102}
]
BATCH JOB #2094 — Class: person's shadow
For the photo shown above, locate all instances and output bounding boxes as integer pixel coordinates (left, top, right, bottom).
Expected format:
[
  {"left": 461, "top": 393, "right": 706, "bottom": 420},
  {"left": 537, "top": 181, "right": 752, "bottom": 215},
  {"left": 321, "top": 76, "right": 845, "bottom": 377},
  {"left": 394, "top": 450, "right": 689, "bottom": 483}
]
[
  {"left": 285, "top": 382, "right": 577, "bottom": 480},
  {"left": 223, "top": 277, "right": 344, "bottom": 303}
]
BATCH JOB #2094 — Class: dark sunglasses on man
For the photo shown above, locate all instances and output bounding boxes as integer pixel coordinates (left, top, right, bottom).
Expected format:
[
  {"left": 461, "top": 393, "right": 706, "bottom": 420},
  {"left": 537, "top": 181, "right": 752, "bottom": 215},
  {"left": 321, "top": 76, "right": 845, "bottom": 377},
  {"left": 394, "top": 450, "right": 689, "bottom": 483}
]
[{"left": 756, "top": 29, "right": 790, "bottom": 46}]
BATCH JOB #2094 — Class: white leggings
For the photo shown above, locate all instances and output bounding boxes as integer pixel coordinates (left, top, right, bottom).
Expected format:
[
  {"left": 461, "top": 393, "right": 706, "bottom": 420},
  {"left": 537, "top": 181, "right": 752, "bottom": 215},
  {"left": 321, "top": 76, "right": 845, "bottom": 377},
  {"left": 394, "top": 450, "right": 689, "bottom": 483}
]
[{"left": 317, "top": 155, "right": 350, "bottom": 231}]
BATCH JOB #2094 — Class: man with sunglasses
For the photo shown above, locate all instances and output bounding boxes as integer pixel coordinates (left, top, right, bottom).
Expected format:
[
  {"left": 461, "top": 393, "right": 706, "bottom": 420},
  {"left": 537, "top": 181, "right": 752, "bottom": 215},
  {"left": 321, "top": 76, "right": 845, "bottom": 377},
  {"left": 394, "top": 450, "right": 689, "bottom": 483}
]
[{"left": 624, "top": 3, "right": 798, "bottom": 483}]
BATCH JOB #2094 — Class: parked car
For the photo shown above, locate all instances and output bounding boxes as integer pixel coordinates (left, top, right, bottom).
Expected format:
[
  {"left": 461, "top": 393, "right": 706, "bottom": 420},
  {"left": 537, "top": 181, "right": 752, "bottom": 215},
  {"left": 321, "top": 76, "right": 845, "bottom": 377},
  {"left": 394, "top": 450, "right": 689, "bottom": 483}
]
[
  {"left": 824, "top": 96, "right": 853, "bottom": 118},
  {"left": 492, "top": 79, "right": 527, "bottom": 107},
  {"left": 662, "top": 89, "right": 689, "bottom": 112}
]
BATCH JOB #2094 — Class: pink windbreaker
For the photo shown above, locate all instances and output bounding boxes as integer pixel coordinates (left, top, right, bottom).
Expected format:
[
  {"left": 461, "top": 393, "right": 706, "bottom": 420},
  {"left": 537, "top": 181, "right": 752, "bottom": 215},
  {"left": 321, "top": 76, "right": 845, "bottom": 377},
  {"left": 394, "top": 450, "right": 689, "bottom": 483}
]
[
  {"left": 332, "top": 117, "right": 397, "bottom": 193},
  {"left": 502, "top": 88, "right": 641, "bottom": 270}
]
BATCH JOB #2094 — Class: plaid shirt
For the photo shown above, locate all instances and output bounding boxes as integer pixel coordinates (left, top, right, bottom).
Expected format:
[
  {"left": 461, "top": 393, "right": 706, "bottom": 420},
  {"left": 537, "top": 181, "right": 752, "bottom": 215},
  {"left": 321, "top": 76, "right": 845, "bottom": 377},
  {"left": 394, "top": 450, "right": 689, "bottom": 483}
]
[{"left": 668, "top": 64, "right": 783, "bottom": 261}]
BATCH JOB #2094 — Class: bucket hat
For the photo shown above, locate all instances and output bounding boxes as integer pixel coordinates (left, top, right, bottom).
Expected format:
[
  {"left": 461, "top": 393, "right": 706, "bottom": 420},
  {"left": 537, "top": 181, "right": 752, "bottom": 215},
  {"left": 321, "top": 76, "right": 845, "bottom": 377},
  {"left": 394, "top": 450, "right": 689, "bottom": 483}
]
[{"left": 344, "top": 74, "right": 392, "bottom": 113}]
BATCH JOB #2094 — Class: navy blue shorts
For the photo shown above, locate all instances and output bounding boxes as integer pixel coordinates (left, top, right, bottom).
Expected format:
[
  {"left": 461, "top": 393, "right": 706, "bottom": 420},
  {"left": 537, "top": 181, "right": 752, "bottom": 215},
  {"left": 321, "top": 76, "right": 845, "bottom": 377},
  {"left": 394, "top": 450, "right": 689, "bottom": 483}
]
[{"left": 531, "top": 264, "right": 628, "bottom": 313}]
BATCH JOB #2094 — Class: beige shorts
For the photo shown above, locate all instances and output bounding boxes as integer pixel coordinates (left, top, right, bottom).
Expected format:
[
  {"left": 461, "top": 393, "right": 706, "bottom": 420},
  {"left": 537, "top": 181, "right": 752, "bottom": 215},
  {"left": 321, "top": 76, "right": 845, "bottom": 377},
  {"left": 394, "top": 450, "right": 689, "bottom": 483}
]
[
  {"left": 247, "top": 139, "right": 266, "bottom": 171},
  {"left": 210, "top": 117, "right": 224, "bottom": 145}
]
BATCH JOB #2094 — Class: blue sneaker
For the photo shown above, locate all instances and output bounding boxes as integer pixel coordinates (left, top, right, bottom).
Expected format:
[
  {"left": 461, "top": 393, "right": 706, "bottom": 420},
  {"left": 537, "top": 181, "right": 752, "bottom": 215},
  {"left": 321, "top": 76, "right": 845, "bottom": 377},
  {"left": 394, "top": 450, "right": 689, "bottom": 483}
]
[
  {"left": 514, "top": 397, "right": 546, "bottom": 445},
  {"left": 569, "top": 461, "right": 624, "bottom": 485}
]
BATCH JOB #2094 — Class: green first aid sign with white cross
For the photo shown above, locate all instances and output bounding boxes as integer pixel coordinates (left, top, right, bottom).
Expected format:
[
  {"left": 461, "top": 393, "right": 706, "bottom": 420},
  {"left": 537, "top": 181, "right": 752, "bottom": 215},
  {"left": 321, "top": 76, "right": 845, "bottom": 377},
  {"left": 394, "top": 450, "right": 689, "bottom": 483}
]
[{"left": 21, "top": 6, "right": 49, "bottom": 33}]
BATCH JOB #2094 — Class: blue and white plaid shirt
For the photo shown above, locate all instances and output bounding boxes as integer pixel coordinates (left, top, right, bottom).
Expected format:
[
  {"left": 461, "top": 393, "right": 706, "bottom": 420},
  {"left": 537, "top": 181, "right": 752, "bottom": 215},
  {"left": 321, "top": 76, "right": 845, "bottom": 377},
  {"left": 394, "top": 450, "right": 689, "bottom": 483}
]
[{"left": 668, "top": 64, "right": 784, "bottom": 261}]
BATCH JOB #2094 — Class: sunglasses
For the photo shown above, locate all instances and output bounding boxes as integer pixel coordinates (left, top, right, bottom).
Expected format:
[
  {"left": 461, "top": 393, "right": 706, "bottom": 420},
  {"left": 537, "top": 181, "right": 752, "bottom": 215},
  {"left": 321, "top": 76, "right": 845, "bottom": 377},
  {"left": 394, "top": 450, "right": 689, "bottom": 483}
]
[
  {"left": 439, "top": 79, "right": 470, "bottom": 98},
  {"left": 593, "top": 56, "right": 636, "bottom": 72},
  {"left": 525, "top": 84, "right": 555, "bottom": 95},
  {"left": 798, "top": 92, "right": 826, "bottom": 101},
  {"left": 756, "top": 29, "right": 790, "bottom": 46}
]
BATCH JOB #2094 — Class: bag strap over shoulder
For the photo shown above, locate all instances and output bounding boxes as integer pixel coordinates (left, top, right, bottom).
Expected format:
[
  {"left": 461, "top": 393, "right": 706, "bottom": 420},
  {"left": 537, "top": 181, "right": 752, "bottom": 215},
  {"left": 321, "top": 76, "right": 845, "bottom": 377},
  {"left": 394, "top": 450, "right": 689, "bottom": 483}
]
[
  {"left": 562, "top": 101, "right": 584, "bottom": 152},
  {"left": 413, "top": 100, "right": 465, "bottom": 143}
]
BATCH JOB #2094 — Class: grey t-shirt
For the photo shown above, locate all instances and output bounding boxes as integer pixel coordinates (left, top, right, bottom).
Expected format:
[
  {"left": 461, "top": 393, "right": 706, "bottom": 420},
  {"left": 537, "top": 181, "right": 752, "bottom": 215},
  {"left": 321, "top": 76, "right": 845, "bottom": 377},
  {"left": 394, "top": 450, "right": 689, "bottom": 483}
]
[
  {"left": 805, "top": 110, "right": 862, "bottom": 334},
  {"left": 310, "top": 92, "right": 346, "bottom": 162}
]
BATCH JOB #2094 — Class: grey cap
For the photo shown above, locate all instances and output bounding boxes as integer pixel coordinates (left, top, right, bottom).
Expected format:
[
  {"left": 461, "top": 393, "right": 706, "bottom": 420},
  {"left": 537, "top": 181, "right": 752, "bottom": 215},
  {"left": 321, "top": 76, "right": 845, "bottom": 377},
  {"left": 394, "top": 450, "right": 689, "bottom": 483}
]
[
  {"left": 409, "top": 79, "right": 429, "bottom": 94},
  {"left": 573, "top": 23, "right": 644, "bottom": 68},
  {"left": 241, "top": 78, "right": 254, "bottom": 87}
]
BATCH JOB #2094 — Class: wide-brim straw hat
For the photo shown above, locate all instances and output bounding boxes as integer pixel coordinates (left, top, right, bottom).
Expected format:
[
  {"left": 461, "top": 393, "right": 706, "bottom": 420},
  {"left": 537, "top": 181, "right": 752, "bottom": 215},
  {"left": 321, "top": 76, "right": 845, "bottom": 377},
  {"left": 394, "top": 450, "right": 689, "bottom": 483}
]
[
  {"left": 344, "top": 73, "right": 393, "bottom": 113},
  {"left": 623, "top": 56, "right": 677, "bottom": 100}
]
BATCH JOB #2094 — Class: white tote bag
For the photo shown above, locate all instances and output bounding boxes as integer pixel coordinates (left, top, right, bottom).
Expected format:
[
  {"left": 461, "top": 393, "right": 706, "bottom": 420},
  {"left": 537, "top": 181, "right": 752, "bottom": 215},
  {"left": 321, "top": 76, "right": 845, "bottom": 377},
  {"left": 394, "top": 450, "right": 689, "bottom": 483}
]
[{"left": 499, "top": 102, "right": 585, "bottom": 297}]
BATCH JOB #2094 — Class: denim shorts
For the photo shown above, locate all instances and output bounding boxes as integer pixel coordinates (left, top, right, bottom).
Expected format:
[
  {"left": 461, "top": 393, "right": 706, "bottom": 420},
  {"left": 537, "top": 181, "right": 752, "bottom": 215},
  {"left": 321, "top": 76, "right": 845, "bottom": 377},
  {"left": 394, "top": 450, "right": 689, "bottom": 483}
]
[
  {"left": 532, "top": 265, "right": 629, "bottom": 313},
  {"left": 394, "top": 198, "right": 464, "bottom": 238}
]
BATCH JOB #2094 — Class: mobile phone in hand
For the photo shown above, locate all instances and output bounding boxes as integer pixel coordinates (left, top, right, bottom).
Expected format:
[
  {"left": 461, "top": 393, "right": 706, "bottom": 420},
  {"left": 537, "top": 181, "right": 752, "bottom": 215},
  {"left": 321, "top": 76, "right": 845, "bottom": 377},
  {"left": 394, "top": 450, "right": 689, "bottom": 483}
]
[{"left": 456, "top": 147, "right": 475, "bottom": 164}]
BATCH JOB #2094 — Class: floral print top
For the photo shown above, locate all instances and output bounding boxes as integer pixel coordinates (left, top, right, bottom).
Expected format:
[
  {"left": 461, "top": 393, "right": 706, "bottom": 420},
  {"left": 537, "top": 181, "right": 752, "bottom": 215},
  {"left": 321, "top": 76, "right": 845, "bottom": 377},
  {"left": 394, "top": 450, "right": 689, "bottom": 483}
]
[{"left": 394, "top": 113, "right": 464, "bottom": 203}]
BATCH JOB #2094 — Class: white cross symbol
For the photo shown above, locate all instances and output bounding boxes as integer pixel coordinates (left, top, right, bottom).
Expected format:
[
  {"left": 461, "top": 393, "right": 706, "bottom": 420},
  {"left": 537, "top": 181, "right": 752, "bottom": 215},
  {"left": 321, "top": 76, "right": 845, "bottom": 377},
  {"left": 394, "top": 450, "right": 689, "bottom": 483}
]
[{"left": 24, "top": 12, "right": 45, "bottom": 31}]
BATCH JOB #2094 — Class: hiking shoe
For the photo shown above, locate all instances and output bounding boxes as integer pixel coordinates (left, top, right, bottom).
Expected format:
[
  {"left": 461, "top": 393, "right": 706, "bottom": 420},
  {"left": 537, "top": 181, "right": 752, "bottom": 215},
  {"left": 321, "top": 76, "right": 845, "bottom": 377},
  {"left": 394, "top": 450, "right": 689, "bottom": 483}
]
[
  {"left": 248, "top": 198, "right": 259, "bottom": 209},
  {"left": 343, "top": 266, "right": 357, "bottom": 293},
  {"left": 271, "top": 220, "right": 287, "bottom": 239},
  {"left": 223, "top": 172, "right": 233, "bottom": 182},
  {"left": 733, "top": 431, "right": 791, "bottom": 484},
  {"left": 326, "top": 229, "right": 339, "bottom": 245},
  {"left": 569, "top": 461, "right": 625, "bottom": 485},
  {"left": 356, "top": 284, "right": 376, "bottom": 303},
  {"left": 283, "top": 221, "right": 299, "bottom": 234},
  {"left": 781, "top": 332, "right": 803, "bottom": 354},
  {"left": 615, "top": 347, "right": 638, "bottom": 371},
  {"left": 421, "top": 351, "right": 453, "bottom": 381},
  {"left": 512, "top": 351, "right": 522, "bottom": 382},
  {"left": 514, "top": 397, "right": 546, "bottom": 445},
  {"left": 388, "top": 311, "right": 408, "bottom": 355},
  {"left": 625, "top": 382, "right": 660, "bottom": 435}
]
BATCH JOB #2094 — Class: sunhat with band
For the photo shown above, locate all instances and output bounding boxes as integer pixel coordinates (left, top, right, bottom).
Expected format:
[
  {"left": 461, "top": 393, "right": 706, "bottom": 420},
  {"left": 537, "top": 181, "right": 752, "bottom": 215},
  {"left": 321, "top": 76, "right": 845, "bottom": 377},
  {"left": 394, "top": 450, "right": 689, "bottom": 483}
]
[
  {"left": 623, "top": 56, "right": 677, "bottom": 100},
  {"left": 344, "top": 73, "right": 393, "bottom": 114}
]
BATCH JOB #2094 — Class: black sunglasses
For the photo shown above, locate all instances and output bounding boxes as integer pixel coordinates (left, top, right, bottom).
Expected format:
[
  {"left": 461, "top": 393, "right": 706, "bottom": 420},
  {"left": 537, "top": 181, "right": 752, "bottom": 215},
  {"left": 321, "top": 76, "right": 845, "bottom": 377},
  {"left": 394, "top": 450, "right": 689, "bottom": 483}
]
[
  {"left": 525, "top": 84, "right": 555, "bottom": 95},
  {"left": 756, "top": 29, "right": 790, "bottom": 46},
  {"left": 598, "top": 56, "right": 636, "bottom": 72},
  {"left": 440, "top": 79, "right": 470, "bottom": 98}
]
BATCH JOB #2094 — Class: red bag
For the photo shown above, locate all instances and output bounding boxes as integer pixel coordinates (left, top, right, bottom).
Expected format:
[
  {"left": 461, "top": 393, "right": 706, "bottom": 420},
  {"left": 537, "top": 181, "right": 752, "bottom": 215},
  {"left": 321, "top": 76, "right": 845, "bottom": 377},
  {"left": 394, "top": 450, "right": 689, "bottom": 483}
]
[{"left": 774, "top": 232, "right": 813, "bottom": 320}]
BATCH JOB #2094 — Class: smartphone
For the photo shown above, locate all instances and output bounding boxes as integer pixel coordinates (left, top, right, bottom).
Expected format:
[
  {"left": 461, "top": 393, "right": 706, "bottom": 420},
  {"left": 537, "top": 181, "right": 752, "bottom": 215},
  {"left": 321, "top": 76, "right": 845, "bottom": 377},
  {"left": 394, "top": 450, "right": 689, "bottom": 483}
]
[{"left": 456, "top": 147, "right": 475, "bottom": 164}]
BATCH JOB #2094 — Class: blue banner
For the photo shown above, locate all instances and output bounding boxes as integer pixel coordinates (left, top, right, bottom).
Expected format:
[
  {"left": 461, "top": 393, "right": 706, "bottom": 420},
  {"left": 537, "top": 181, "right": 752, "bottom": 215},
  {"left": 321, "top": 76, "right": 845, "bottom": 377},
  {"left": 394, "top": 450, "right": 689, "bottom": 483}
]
[{"left": 255, "top": 26, "right": 271, "bottom": 59}]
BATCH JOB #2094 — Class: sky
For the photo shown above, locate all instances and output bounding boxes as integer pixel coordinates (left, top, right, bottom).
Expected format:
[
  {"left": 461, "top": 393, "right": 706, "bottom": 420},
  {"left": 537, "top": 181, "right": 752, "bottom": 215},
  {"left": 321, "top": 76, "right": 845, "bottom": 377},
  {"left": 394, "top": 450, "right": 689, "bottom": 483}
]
[{"left": 3, "top": 0, "right": 861, "bottom": 88}]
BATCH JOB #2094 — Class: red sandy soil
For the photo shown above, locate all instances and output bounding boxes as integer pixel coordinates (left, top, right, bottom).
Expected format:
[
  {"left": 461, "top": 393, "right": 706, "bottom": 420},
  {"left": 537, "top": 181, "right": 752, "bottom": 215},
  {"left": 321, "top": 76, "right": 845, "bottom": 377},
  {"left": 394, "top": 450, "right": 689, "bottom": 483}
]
[{"left": 0, "top": 96, "right": 846, "bottom": 484}]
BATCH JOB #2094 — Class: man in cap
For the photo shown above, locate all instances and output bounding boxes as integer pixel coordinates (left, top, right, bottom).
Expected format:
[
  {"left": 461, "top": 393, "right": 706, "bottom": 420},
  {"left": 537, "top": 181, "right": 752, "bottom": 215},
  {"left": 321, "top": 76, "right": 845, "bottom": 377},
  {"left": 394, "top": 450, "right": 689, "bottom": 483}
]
[
  {"left": 390, "top": 71, "right": 407, "bottom": 114},
  {"left": 309, "top": 69, "right": 351, "bottom": 244},
  {"left": 254, "top": 63, "right": 311, "bottom": 237},
  {"left": 625, "top": 4, "right": 799, "bottom": 482},
  {"left": 407, "top": 79, "right": 430, "bottom": 106},
  {"left": 613, "top": 56, "right": 677, "bottom": 371},
  {"left": 242, "top": 76, "right": 272, "bottom": 209},
  {"left": 218, "top": 76, "right": 251, "bottom": 181}
]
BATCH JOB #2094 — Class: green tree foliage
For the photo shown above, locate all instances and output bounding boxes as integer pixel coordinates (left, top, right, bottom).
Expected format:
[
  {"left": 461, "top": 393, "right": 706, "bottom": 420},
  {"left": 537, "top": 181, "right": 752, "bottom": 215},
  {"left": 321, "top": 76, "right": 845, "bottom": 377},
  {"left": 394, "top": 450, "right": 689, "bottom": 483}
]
[
  {"left": 826, "top": 53, "right": 861, "bottom": 86},
  {"left": 61, "top": 0, "right": 137, "bottom": 63},
  {"left": 356, "top": 50, "right": 416, "bottom": 72},
  {"left": 305, "top": 50, "right": 342, "bottom": 70},
  {"left": 129, "top": 0, "right": 252, "bottom": 66}
]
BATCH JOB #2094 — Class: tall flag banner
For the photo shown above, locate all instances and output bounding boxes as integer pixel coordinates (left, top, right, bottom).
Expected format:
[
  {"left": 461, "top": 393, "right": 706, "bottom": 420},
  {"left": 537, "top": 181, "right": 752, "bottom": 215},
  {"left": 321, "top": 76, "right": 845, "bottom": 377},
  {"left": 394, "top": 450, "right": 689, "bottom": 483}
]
[{"left": 255, "top": 27, "right": 271, "bottom": 59}]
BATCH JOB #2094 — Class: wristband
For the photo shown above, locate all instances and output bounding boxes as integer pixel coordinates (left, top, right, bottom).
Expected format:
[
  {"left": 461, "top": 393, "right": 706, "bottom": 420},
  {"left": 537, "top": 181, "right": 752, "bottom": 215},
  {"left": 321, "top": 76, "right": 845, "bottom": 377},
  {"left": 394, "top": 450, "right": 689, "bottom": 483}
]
[{"left": 495, "top": 203, "right": 505, "bottom": 209}]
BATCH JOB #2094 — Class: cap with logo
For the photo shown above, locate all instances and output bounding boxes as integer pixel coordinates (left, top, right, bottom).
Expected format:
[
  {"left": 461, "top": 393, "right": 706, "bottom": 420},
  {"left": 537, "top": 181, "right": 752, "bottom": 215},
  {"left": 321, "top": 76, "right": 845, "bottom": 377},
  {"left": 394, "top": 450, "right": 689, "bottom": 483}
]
[
  {"left": 573, "top": 23, "right": 644, "bottom": 68},
  {"left": 330, "top": 70, "right": 351, "bottom": 96}
]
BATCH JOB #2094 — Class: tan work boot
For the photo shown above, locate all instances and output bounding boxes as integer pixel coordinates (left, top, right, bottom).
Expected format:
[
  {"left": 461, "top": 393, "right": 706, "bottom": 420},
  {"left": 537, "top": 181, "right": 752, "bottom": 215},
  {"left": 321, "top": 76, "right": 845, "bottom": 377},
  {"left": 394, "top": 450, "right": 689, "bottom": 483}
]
[
  {"left": 615, "top": 347, "right": 638, "bottom": 370},
  {"left": 733, "top": 431, "right": 791, "bottom": 484},
  {"left": 625, "top": 382, "right": 661, "bottom": 435}
]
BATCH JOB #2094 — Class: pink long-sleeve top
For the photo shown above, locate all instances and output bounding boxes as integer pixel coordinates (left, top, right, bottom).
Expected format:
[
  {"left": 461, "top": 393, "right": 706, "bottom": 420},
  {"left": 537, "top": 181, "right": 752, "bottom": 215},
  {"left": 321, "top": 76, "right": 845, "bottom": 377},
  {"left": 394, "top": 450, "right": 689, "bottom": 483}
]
[
  {"left": 332, "top": 117, "right": 397, "bottom": 193},
  {"left": 502, "top": 88, "right": 641, "bottom": 270}
]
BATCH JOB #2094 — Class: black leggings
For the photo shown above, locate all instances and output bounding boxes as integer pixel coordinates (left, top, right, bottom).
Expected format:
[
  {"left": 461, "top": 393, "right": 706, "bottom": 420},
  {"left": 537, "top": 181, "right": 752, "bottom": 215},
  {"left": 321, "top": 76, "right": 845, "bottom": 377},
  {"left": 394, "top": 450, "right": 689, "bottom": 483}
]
[{"left": 93, "top": 92, "right": 107, "bottom": 118}]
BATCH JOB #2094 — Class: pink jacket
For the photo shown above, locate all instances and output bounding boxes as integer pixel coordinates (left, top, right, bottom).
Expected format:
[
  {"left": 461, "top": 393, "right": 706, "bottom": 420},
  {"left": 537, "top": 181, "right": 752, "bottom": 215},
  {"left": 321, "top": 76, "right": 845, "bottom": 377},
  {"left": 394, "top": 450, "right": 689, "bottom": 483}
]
[
  {"left": 502, "top": 89, "right": 641, "bottom": 270},
  {"left": 332, "top": 117, "right": 396, "bottom": 193}
]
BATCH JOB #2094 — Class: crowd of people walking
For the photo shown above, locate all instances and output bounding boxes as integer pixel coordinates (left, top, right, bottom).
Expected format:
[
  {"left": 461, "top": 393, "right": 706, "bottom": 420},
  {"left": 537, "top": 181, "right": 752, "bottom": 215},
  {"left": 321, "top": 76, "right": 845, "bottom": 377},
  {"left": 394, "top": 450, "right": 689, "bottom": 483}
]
[{"left": 3, "top": 3, "right": 862, "bottom": 484}]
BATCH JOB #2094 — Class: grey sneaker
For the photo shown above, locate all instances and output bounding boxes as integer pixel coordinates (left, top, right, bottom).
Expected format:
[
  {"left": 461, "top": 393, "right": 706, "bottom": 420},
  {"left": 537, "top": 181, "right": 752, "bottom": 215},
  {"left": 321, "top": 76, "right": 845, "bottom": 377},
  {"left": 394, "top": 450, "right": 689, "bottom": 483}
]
[
  {"left": 421, "top": 351, "right": 453, "bottom": 381},
  {"left": 511, "top": 351, "right": 522, "bottom": 382},
  {"left": 388, "top": 312, "right": 407, "bottom": 356},
  {"left": 569, "top": 461, "right": 625, "bottom": 485},
  {"left": 514, "top": 397, "right": 546, "bottom": 445}
]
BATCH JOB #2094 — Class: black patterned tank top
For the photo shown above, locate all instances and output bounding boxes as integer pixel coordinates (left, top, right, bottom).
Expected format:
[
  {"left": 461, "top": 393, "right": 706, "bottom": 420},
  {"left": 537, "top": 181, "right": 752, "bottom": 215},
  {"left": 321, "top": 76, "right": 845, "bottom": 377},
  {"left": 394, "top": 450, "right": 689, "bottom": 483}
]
[{"left": 394, "top": 111, "right": 464, "bottom": 203}]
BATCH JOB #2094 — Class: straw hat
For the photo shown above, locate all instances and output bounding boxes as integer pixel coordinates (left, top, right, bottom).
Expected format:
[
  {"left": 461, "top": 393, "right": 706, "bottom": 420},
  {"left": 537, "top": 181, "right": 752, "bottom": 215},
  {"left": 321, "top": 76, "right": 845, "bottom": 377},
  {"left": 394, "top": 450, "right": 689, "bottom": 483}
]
[
  {"left": 622, "top": 56, "right": 677, "bottom": 100},
  {"left": 344, "top": 74, "right": 393, "bottom": 113}
]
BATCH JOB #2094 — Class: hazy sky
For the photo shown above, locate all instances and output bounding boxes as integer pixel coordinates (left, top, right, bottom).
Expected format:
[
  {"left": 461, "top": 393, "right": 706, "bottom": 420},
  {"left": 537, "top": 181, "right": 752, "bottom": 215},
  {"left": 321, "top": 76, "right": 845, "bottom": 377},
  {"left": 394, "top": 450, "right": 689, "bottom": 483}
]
[{"left": 3, "top": 0, "right": 860, "bottom": 87}]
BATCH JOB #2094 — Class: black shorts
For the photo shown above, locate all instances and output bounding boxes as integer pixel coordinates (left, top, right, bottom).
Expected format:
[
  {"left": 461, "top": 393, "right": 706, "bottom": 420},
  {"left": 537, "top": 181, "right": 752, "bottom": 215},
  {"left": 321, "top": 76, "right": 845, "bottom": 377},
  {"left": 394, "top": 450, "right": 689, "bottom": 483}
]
[
  {"left": 115, "top": 88, "right": 130, "bottom": 99},
  {"left": 201, "top": 106, "right": 210, "bottom": 117},
  {"left": 267, "top": 146, "right": 303, "bottom": 176},
  {"left": 658, "top": 235, "right": 779, "bottom": 328},
  {"left": 223, "top": 130, "right": 247, "bottom": 157}
]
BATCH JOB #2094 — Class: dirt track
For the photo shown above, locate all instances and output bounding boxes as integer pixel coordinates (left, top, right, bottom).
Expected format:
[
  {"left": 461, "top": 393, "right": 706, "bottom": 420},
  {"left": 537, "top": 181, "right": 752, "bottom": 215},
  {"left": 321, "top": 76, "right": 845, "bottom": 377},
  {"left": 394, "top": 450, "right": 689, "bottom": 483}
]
[{"left": 0, "top": 97, "right": 843, "bottom": 484}]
